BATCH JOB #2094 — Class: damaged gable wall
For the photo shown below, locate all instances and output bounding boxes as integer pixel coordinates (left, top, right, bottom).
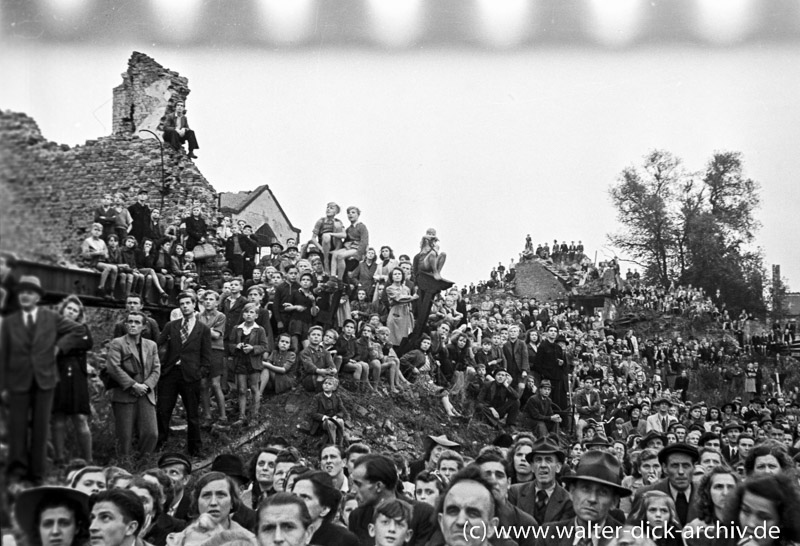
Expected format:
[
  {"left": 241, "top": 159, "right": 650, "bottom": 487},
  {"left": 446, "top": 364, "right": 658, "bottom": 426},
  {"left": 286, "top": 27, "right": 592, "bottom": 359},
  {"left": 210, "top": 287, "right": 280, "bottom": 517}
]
[{"left": 0, "top": 52, "right": 216, "bottom": 263}]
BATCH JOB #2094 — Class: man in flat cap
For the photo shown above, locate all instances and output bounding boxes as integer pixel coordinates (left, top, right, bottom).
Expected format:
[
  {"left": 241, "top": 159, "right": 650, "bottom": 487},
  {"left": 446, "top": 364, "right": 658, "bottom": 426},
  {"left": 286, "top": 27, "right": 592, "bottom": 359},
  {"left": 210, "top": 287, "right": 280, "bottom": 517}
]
[{"left": 633, "top": 442, "right": 700, "bottom": 526}]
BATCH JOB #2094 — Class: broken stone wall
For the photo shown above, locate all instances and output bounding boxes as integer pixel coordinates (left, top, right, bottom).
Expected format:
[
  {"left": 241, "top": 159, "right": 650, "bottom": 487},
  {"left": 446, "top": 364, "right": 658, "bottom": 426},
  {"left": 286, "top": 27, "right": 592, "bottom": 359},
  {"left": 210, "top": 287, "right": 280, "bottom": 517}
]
[{"left": 112, "top": 51, "right": 190, "bottom": 136}]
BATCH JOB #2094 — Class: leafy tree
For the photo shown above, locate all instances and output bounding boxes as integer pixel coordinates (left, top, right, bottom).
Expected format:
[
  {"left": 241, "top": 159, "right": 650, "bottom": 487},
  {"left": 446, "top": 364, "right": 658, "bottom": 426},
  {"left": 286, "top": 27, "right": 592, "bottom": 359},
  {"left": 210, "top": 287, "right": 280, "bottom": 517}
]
[{"left": 608, "top": 150, "right": 765, "bottom": 314}]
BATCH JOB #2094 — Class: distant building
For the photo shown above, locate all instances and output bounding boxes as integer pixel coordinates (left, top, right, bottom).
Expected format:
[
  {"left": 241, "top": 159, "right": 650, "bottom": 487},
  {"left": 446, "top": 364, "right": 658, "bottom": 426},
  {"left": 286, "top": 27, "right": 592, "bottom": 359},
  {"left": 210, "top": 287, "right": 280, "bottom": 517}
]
[
  {"left": 784, "top": 292, "right": 800, "bottom": 321},
  {"left": 219, "top": 185, "right": 301, "bottom": 251}
]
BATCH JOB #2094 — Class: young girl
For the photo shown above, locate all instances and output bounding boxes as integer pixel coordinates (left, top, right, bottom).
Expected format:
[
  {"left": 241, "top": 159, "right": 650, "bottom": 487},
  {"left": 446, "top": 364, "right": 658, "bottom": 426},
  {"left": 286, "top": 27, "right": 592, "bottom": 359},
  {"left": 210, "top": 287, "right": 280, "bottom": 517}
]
[
  {"left": 81, "top": 222, "right": 118, "bottom": 298},
  {"left": 261, "top": 332, "right": 297, "bottom": 395},
  {"left": 135, "top": 238, "right": 169, "bottom": 304},
  {"left": 230, "top": 302, "right": 269, "bottom": 426},
  {"left": 626, "top": 490, "right": 683, "bottom": 546}
]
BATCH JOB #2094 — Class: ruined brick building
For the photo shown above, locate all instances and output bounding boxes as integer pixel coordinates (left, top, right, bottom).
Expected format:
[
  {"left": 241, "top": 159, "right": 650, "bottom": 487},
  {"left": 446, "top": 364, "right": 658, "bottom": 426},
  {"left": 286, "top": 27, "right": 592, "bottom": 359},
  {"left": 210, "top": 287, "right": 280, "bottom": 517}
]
[{"left": 1, "top": 51, "right": 296, "bottom": 265}]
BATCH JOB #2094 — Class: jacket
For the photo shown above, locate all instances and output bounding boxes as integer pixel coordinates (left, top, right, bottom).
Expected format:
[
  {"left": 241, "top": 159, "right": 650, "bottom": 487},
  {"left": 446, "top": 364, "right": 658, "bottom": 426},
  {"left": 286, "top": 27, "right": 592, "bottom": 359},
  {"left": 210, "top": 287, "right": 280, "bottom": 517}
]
[
  {"left": 508, "top": 482, "right": 574, "bottom": 524},
  {"left": 106, "top": 335, "right": 161, "bottom": 405},
  {"left": 157, "top": 318, "right": 213, "bottom": 383},
  {"left": 1, "top": 308, "right": 84, "bottom": 393}
]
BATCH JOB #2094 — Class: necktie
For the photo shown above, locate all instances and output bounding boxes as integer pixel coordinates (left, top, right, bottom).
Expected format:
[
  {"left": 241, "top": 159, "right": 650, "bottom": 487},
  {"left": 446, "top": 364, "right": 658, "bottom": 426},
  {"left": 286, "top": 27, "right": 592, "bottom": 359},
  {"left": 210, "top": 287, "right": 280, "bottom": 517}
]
[
  {"left": 675, "top": 491, "right": 689, "bottom": 524},
  {"left": 534, "top": 490, "right": 548, "bottom": 522},
  {"left": 25, "top": 313, "right": 34, "bottom": 331},
  {"left": 662, "top": 417, "right": 667, "bottom": 432},
  {"left": 181, "top": 319, "right": 190, "bottom": 344}
]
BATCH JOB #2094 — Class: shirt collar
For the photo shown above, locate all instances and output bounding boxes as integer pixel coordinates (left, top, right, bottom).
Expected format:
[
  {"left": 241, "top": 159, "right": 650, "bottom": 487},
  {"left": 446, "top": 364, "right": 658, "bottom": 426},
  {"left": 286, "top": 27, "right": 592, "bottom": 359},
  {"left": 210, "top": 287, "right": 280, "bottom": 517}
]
[
  {"left": 24, "top": 308, "right": 39, "bottom": 322},
  {"left": 668, "top": 482, "right": 692, "bottom": 501}
]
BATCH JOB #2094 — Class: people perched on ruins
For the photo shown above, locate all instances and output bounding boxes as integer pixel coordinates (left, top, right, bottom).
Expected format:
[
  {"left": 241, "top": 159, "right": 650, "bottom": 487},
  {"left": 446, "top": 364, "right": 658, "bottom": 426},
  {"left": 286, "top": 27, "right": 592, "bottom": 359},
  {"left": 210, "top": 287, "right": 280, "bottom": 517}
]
[{"left": 162, "top": 100, "right": 199, "bottom": 159}]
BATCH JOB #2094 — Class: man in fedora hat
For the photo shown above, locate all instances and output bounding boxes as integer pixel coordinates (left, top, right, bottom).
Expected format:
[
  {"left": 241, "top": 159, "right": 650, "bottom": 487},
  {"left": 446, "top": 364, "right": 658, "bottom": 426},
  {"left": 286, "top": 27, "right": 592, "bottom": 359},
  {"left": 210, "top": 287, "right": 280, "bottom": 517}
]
[
  {"left": 720, "top": 422, "right": 744, "bottom": 463},
  {"left": 521, "top": 379, "right": 563, "bottom": 438},
  {"left": 509, "top": 438, "right": 574, "bottom": 524},
  {"left": 646, "top": 397, "right": 675, "bottom": 433},
  {"left": 633, "top": 442, "right": 700, "bottom": 526},
  {"left": 258, "top": 241, "right": 285, "bottom": 271},
  {"left": 1, "top": 275, "right": 84, "bottom": 485},
  {"left": 533, "top": 451, "right": 629, "bottom": 546}
]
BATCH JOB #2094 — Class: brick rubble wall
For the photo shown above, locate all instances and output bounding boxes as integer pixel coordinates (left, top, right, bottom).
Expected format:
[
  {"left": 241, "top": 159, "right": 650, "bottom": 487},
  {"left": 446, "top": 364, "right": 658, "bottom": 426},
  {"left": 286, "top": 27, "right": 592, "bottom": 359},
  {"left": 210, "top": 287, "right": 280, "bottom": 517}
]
[
  {"left": 0, "top": 109, "right": 217, "bottom": 264},
  {"left": 514, "top": 260, "right": 568, "bottom": 302},
  {"left": 112, "top": 51, "right": 190, "bottom": 136}
]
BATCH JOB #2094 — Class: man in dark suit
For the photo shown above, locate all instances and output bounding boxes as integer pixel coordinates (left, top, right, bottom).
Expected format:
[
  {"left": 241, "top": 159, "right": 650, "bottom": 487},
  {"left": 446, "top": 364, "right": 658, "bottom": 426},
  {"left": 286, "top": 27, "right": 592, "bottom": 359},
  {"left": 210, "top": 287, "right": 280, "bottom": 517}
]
[
  {"left": 533, "top": 451, "right": 629, "bottom": 546},
  {"left": 633, "top": 443, "right": 700, "bottom": 526},
  {"left": 575, "top": 377, "right": 603, "bottom": 441},
  {"left": 157, "top": 290, "right": 212, "bottom": 456},
  {"left": 509, "top": 438, "right": 574, "bottom": 524},
  {"left": 162, "top": 101, "right": 199, "bottom": 159},
  {"left": 719, "top": 422, "right": 744, "bottom": 463},
  {"left": 128, "top": 190, "right": 151, "bottom": 246},
  {"left": 533, "top": 326, "right": 569, "bottom": 413},
  {"left": 502, "top": 324, "right": 529, "bottom": 390},
  {"left": 106, "top": 310, "right": 161, "bottom": 458},
  {"left": 1, "top": 276, "right": 84, "bottom": 484}
]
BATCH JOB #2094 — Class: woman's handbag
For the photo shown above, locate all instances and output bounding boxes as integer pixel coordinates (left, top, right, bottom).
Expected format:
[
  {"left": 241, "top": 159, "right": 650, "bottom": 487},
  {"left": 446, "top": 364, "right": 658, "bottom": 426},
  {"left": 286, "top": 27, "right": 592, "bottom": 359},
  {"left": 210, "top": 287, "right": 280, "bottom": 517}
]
[{"left": 192, "top": 243, "right": 216, "bottom": 261}]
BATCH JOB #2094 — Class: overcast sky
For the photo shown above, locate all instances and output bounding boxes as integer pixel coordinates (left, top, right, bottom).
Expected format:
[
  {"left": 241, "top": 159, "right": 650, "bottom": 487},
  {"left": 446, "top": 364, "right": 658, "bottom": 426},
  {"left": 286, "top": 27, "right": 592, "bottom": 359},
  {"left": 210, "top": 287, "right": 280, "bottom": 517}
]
[{"left": 2, "top": 1, "right": 799, "bottom": 292}]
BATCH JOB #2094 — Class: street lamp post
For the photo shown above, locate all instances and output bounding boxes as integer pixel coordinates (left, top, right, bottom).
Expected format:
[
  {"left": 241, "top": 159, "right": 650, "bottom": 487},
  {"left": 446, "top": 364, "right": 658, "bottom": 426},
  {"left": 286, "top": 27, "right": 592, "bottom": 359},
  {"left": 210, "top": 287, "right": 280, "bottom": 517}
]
[{"left": 138, "top": 129, "right": 172, "bottom": 212}]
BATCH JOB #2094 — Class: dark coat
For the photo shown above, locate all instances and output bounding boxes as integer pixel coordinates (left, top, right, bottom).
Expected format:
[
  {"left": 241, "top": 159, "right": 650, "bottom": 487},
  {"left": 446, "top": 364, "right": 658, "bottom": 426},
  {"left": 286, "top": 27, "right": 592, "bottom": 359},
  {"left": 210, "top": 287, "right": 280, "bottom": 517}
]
[
  {"left": 508, "top": 482, "right": 574, "bottom": 524},
  {"left": 157, "top": 318, "right": 212, "bottom": 383},
  {"left": 634, "top": 479, "right": 700, "bottom": 526},
  {"left": 503, "top": 339, "right": 530, "bottom": 380},
  {"left": 309, "top": 392, "right": 347, "bottom": 435},
  {"left": 1, "top": 308, "right": 84, "bottom": 392}
]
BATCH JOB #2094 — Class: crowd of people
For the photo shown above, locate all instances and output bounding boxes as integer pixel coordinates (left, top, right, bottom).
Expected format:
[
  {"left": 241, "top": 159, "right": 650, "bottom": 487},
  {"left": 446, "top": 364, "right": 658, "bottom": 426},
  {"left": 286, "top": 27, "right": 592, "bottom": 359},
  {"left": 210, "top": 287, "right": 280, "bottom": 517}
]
[{"left": 4, "top": 198, "right": 800, "bottom": 546}]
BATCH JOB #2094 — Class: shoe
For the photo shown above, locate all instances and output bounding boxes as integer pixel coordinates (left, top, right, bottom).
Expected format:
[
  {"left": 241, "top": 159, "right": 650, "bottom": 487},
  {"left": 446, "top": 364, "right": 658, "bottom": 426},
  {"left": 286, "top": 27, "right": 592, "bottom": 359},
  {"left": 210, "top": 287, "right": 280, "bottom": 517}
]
[
  {"left": 188, "top": 152, "right": 197, "bottom": 159},
  {"left": 159, "top": 293, "right": 170, "bottom": 305}
]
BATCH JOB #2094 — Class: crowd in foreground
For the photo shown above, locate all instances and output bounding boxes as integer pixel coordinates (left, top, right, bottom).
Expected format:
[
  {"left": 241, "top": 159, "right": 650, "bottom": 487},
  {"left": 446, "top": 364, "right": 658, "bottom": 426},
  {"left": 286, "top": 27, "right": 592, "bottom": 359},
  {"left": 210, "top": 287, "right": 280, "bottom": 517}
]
[{"left": 4, "top": 429, "right": 800, "bottom": 546}]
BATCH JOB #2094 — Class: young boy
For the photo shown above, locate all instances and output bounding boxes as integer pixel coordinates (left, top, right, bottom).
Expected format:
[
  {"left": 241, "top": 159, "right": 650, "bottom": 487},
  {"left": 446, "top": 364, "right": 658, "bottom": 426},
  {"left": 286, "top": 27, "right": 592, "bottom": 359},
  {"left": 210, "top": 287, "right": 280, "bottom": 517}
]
[
  {"left": 106, "top": 234, "right": 133, "bottom": 299},
  {"left": 309, "top": 376, "right": 348, "bottom": 446},
  {"left": 82, "top": 222, "right": 118, "bottom": 298},
  {"left": 299, "top": 325, "right": 336, "bottom": 392},
  {"left": 368, "top": 499, "right": 414, "bottom": 546},
  {"left": 335, "top": 319, "right": 371, "bottom": 390},
  {"left": 475, "top": 337, "right": 504, "bottom": 376}
]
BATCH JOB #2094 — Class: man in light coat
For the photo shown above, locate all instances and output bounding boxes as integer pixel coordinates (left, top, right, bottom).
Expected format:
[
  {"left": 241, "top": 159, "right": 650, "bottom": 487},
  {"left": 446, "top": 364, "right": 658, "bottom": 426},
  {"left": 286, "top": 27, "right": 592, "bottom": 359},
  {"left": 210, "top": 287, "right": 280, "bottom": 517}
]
[{"left": 106, "top": 310, "right": 161, "bottom": 458}]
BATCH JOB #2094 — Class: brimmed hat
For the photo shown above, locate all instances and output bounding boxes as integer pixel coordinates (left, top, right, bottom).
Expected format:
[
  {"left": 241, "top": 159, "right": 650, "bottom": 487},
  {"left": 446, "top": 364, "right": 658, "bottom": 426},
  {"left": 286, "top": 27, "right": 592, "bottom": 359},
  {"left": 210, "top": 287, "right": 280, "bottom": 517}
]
[
  {"left": 427, "top": 434, "right": 460, "bottom": 448},
  {"left": 654, "top": 396, "right": 673, "bottom": 407},
  {"left": 721, "top": 422, "right": 744, "bottom": 434},
  {"left": 15, "top": 487, "right": 89, "bottom": 539},
  {"left": 584, "top": 436, "right": 612, "bottom": 449},
  {"left": 211, "top": 454, "right": 249, "bottom": 485},
  {"left": 492, "top": 433, "right": 514, "bottom": 448},
  {"left": 158, "top": 452, "right": 192, "bottom": 474},
  {"left": 639, "top": 431, "right": 667, "bottom": 449},
  {"left": 270, "top": 241, "right": 284, "bottom": 251},
  {"left": 539, "top": 379, "right": 552, "bottom": 388},
  {"left": 657, "top": 442, "right": 699, "bottom": 465},
  {"left": 525, "top": 438, "right": 566, "bottom": 463},
  {"left": 16, "top": 275, "right": 44, "bottom": 296},
  {"left": 562, "top": 451, "right": 632, "bottom": 497}
]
